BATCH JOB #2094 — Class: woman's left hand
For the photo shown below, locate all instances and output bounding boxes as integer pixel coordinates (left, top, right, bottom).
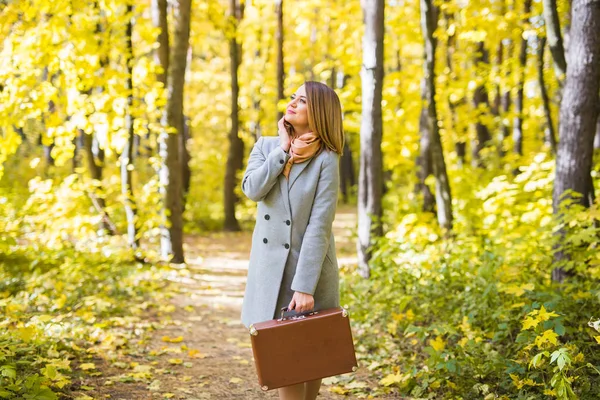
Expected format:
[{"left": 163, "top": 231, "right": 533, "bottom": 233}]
[{"left": 288, "top": 291, "right": 314, "bottom": 314}]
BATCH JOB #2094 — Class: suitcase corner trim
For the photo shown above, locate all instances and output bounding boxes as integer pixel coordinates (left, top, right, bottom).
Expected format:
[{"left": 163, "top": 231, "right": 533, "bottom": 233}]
[{"left": 249, "top": 324, "right": 258, "bottom": 336}]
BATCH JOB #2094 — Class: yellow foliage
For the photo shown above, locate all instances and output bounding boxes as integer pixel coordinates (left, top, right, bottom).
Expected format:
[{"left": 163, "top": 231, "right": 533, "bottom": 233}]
[
  {"left": 329, "top": 386, "right": 349, "bottom": 395},
  {"left": 430, "top": 336, "right": 446, "bottom": 352},
  {"left": 53, "top": 294, "right": 67, "bottom": 310},
  {"left": 161, "top": 336, "right": 184, "bottom": 343},
  {"left": 379, "top": 373, "right": 410, "bottom": 387},
  {"left": 572, "top": 352, "right": 585, "bottom": 363},
  {"left": 188, "top": 349, "right": 207, "bottom": 359},
  {"left": 523, "top": 306, "right": 559, "bottom": 331},
  {"left": 499, "top": 283, "right": 534, "bottom": 297},
  {"left": 17, "top": 326, "right": 36, "bottom": 342},
  {"left": 510, "top": 374, "right": 543, "bottom": 389},
  {"left": 523, "top": 317, "right": 540, "bottom": 330},
  {"left": 537, "top": 306, "right": 559, "bottom": 322},
  {"left": 535, "top": 330, "right": 559, "bottom": 348}
]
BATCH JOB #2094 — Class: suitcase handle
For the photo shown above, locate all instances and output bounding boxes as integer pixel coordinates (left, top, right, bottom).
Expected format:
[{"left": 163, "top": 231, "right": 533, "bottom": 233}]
[{"left": 279, "top": 307, "right": 319, "bottom": 321}]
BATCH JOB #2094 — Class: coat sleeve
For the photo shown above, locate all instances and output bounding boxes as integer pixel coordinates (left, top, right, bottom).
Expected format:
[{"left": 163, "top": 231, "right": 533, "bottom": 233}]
[
  {"left": 241, "top": 137, "right": 291, "bottom": 202},
  {"left": 291, "top": 152, "right": 340, "bottom": 295}
]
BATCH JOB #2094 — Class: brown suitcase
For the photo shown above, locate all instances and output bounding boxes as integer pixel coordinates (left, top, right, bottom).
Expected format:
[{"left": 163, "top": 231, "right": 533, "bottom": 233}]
[{"left": 248, "top": 306, "right": 358, "bottom": 391}]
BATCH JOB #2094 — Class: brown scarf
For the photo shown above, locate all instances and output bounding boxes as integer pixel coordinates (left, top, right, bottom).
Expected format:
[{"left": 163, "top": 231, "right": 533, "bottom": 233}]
[{"left": 282, "top": 132, "right": 322, "bottom": 179}]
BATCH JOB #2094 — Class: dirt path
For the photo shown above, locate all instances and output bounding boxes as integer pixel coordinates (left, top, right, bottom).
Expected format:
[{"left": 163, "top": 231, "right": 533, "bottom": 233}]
[{"left": 88, "top": 206, "right": 382, "bottom": 399}]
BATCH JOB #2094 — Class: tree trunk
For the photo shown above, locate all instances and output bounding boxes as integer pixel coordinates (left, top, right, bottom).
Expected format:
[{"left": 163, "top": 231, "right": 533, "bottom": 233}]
[
  {"left": 251, "top": 17, "right": 264, "bottom": 141},
  {"left": 492, "top": 41, "right": 503, "bottom": 120},
  {"left": 455, "top": 142, "right": 466, "bottom": 167},
  {"left": 151, "top": 0, "right": 169, "bottom": 161},
  {"left": 152, "top": 0, "right": 169, "bottom": 88},
  {"left": 43, "top": 142, "right": 55, "bottom": 167},
  {"left": 159, "top": 0, "right": 191, "bottom": 263},
  {"left": 41, "top": 68, "right": 56, "bottom": 169},
  {"left": 357, "top": 0, "right": 384, "bottom": 278},
  {"left": 71, "top": 137, "right": 78, "bottom": 172},
  {"left": 330, "top": 66, "right": 336, "bottom": 90},
  {"left": 417, "top": 105, "right": 435, "bottom": 213},
  {"left": 472, "top": 42, "right": 492, "bottom": 167},
  {"left": 538, "top": 36, "right": 558, "bottom": 154},
  {"left": 82, "top": 131, "right": 117, "bottom": 235},
  {"left": 421, "top": 0, "right": 452, "bottom": 230},
  {"left": 513, "top": 0, "right": 532, "bottom": 157},
  {"left": 224, "top": 0, "right": 244, "bottom": 232},
  {"left": 443, "top": 11, "right": 466, "bottom": 168},
  {"left": 83, "top": 133, "right": 103, "bottom": 185},
  {"left": 181, "top": 115, "right": 191, "bottom": 197},
  {"left": 542, "top": 0, "right": 567, "bottom": 82},
  {"left": 552, "top": 0, "right": 600, "bottom": 282},
  {"left": 307, "top": 7, "right": 318, "bottom": 80},
  {"left": 79, "top": 4, "right": 112, "bottom": 234},
  {"left": 492, "top": 0, "right": 505, "bottom": 154},
  {"left": 595, "top": 110, "right": 600, "bottom": 149},
  {"left": 133, "top": 133, "right": 141, "bottom": 158},
  {"left": 501, "top": 39, "right": 513, "bottom": 148},
  {"left": 122, "top": 3, "right": 139, "bottom": 250},
  {"left": 275, "top": 0, "right": 285, "bottom": 122},
  {"left": 339, "top": 72, "right": 354, "bottom": 204},
  {"left": 340, "top": 140, "right": 355, "bottom": 204}
]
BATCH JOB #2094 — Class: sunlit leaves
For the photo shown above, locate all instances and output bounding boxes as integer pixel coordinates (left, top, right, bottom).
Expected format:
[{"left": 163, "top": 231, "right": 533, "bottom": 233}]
[
  {"left": 78, "top": 363, "right": 96, "bottom": 370},
  {"left": 523, "top": 306, "right": 559, "bottom": 331},
  {"left": 429, "top": 336, "right": 445, "bottom": 352},
  {"left": 509, "top": 373, "right": 542, "bottom": 390},
  {"left": 535, "top": 329, "right": 559, "bottom": 348},
  {"left": 0, "top": 236, "right": 174, "bottom": 398},
  {"left": 161, "top": 335, "right": 183, "bottom": 343},
  {"left": 500, "top": 283, "right": 535, "bottom": 297},
  {"left": 187, "top": 349, "right": 206, "bottom": 359},
  {"left": 0, "top": 128, "right": 22, "bottom": 181}
]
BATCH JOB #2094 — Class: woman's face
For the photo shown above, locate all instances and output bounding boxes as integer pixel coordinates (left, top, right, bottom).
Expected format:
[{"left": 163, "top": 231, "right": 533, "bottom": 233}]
[{"left": 284, "top": 85, "right": 309, "bottom": 131}]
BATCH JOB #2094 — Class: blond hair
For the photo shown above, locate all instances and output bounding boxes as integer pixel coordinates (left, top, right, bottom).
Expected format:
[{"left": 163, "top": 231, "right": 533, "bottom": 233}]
[{"left": 305, "top": 81, "right": 344, "bottom": 155}]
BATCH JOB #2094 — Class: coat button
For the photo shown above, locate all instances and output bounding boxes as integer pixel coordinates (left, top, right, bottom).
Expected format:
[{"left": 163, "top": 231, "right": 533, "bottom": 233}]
[
  {"left": 279, "top": 159, "right": 284, "bottom": 164},
  {"left": 263, "top": 238, "right": 268, "bottom": 244},
  {"left": 265, "top": 214, "right": 270, "bottom": 220},
  {"left": 285, "top": 220, "right": 291, "bottom": 226},
  {"left": 284, "top": 243, "right": 290, "bottom": 249}
]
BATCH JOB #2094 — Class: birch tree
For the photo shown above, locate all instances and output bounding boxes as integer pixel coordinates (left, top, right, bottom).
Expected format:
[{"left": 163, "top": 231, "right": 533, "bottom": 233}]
[{"left": 357, "top": 0, "right": 385, "bottom": 278}]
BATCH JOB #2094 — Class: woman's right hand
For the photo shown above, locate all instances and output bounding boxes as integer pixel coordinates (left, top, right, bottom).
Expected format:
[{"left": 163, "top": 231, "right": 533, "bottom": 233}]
[{"left": 278, "top": 117, "right": 291, "bottom": 152}]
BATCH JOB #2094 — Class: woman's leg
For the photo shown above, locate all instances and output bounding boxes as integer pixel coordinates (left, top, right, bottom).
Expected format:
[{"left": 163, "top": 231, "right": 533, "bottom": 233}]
[
  {"left": 304, "top": 379, "right": 322, "bottom": 400},
  {"left": 278, "top": 382, "right": 305, "bottom": 400}
]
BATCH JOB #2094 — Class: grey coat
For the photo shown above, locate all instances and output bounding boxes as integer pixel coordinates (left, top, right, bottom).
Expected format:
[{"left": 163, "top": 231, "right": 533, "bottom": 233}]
[{"left": 240, "top": 136, "right": 340, "bottom": 328}]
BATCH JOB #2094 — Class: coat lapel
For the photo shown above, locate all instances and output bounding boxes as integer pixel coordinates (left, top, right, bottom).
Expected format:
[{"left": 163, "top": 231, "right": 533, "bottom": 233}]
[
  {"left": 279, "top": 176, "right": 292, "bottom": 217},
  {"left": 288, "top": 158, "right": 314, "bottom": 190}
]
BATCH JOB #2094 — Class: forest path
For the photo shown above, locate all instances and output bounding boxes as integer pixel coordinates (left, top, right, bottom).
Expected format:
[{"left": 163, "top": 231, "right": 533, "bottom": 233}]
[{"left": 88, "top": 206, "right": 389, "bottom": 399}]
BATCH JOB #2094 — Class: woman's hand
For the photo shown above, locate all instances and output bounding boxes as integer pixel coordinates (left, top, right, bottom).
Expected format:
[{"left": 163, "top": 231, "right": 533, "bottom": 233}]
[
  {"left": 288, "top": 291, "right": 314, "bottom": 314},
  {"left": 278, "top": 116, "right": 291, "bottom": 152}
]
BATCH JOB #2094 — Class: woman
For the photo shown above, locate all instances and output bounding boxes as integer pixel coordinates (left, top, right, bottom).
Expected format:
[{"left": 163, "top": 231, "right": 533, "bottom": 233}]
[{"left": 240, "top": 81, "right": 344, "bottom": 400}]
